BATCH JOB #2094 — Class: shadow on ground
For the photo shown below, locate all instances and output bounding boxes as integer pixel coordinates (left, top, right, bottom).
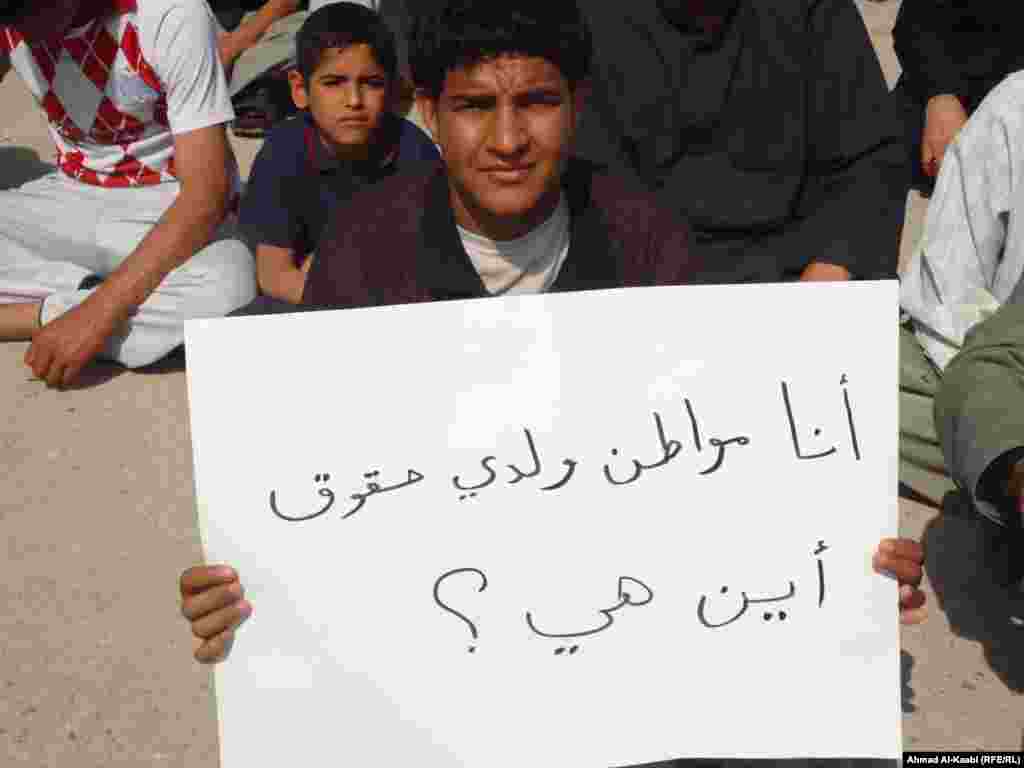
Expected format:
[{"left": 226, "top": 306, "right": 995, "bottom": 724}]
[
  {"left": 27, "top": 348, "right": 185, "bottom": 392},
  {"left": 923, "top": 491, "right": 1024, "bottom": 693},
  {"left": 901, "top": 649, "right": 916, "bottom": 713},
  {"left": 0, "top": 146, "right": 54, "bottom": 189}
]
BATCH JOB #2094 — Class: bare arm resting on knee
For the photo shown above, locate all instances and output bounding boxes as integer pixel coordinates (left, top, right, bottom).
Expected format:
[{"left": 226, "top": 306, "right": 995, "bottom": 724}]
[{"left": 25, "top": 124, "right": 234, "bottom": 387}]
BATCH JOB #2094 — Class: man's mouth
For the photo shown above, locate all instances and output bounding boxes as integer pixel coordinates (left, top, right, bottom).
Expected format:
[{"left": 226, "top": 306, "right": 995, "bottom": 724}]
[{"left": 483, "top": 165, "right": 533, "bottom": 181}]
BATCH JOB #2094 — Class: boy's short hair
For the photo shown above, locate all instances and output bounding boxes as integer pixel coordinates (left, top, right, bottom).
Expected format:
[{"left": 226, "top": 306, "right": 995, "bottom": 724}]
[
  {"left": 409, "top": 0, "right": 591, "bottom": 99},
  {"left": 296, "top": 2, "right": 398, "bottom": 84},
  {"left": 0, "top": 0, "right": 31, "bottom": 24}
]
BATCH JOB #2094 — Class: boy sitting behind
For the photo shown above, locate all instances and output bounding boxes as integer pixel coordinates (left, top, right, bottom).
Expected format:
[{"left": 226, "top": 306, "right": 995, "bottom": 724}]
[{"left": 237, "top": 1, "right": 438, "bottom": 309}]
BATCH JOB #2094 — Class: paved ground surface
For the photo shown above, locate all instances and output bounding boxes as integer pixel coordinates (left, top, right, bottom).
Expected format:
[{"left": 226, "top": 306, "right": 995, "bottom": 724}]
[{"left": 2, "top": 2, "right": 1021, "bottom": 765}]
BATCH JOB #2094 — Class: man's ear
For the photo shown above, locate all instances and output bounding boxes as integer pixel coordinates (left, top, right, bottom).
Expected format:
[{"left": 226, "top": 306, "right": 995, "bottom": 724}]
[
  {"left": 288, "top": 69, "right": 309, "bottom": 110},
  {"left": 416, "top": 91, "right": 441, "bottom": 144}
]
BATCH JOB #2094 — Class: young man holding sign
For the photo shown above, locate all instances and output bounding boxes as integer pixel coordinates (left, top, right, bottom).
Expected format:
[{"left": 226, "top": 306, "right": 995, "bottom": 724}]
[{"left": 179, "top": 0, "right": 927, "bottom": 757}]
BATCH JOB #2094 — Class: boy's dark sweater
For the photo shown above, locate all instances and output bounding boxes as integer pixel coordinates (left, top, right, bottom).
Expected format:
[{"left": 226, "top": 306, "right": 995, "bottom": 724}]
[
  {"left": 240, "top": 111, "right": 439, "bottom": 263},
  {"left": 303, "top": 158, "right": 705, "bottom": 309}
]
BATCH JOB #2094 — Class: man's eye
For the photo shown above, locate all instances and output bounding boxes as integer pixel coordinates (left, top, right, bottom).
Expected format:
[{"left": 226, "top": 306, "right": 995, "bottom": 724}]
[{"left": 526, "top": 94, "right": 562, "bottom": 107}]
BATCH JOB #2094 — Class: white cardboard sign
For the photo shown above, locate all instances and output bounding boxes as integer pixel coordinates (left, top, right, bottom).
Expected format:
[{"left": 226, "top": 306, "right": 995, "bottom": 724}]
[{"left": 185, "top": 281, "right": 901, "bottom": 767}]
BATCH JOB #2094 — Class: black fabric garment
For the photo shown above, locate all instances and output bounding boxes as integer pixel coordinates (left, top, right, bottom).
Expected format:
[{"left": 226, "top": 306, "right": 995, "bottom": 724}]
[
  {"left": 892, "top": 0, "right": 1024, "bottom": 111},
  {"left": 574, "top": 0, "right": 908, "bottom": 284},
  {"left": 892, "top": 0, "right": 1024, "bottom": 194},
  {"left": 657, "top": 0, "right": 740, "bottom": 43},
  {"left": 378, "top": 0, "right": 415, "bottom": 78}
]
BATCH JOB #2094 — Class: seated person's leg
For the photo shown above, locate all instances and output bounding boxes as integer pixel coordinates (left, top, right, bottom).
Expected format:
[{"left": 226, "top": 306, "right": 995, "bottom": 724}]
[
  {"left": 935, "top": 301, "right": 1024, "bottom": 532},
  {"left": 6, "top": 175, "right": 256, "bottom": 369},
  {"left": 45, "top": 226, "right": 257, "bottom": 369},
  {"left": 0, "top": 174, "right": 106, "bottom": 339},
  {"left": 899, "top": 323, "right": 957, "bottom": 504}
]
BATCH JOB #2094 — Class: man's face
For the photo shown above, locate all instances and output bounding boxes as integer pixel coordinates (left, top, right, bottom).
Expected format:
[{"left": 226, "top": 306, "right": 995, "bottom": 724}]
[
  {"left": 419, "top": 55, "right": 585, "bottom": 241},
  {"left": 11, "top": 0, "right": 82, "bottom": 42},
  {"left": 289, "top": 44, "right": 391, "bottom": 159}
]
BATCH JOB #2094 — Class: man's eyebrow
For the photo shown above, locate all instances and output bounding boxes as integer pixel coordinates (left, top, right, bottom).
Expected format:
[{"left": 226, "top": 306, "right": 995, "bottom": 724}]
[
  {"left": 448, "top": 82, "right": 563, "bottom": 97},
  {"left": 520, "top": 84, "right": 564, "bottom": 95}
]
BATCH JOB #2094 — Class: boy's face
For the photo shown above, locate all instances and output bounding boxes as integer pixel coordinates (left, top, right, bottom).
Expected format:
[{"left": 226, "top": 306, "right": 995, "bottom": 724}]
[
  {"left": 289, "top": 44, "right": 391, "bottom": 158},
  {"left": 10, "top": 0, "right": 81, "bottom": 42},
  {"left": 418, "top": 55, "right": 585, "bottom": 241}
]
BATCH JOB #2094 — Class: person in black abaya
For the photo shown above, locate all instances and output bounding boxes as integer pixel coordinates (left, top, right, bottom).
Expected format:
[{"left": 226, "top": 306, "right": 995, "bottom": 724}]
[
  {"left": 892, "top": 0, "right": 1024, "bottom": 194},
  {"left": 573, "top": 0, "right": 909, "bottom": 285}
]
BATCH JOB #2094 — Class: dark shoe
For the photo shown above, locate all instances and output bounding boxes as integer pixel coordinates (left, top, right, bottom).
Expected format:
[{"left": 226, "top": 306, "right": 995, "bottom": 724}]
[
  {"left": 231, "top": 68, "right": 298, "bottom": 139},
  {"left": 78, "top": 274, "right": 104, "bottom": 290}
]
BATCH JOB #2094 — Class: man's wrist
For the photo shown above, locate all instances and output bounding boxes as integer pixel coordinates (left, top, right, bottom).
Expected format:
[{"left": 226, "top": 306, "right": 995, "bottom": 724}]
[{"left": 82, "top": 282, "right": 137, "bottom": 326}]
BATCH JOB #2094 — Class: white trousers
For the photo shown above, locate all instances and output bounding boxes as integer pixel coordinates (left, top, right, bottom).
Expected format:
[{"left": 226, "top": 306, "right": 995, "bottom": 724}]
[{"left": 0, "top": 172, "right": 256, "bottom": 368}]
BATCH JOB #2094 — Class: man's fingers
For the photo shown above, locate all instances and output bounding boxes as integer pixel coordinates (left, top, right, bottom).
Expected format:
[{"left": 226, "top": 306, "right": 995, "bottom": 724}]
[
  {"left": 900, "top": 586, "right": 928, "bottom": 625},
  {"left": 45, "top": 358, "right": 66, "bottom": 388},
  {"left": 181, "top": 581, "right": 244, "bottom": 622},
  {"left": 194, "top": 628, "right": 237, "bottom": 664},
  {"left": 898, "top": 585, "right": 927, "bottom": 625},
  {"left": 921, "top": 145, "right": 939, "bottom": 177},
  {"left": 879, "top": 537, "right": 924, "bottom": 564},
  {"left": 873, "top": 551, "right": 923, "bottom": 587},
  {"left": 61, "top": 356, "right": 86, "bottom": 388},
  {"left": 180, "top": 565, "right": 237, "bottom": 596},
  {"left": 899, "top": 584, "right": 926, "bottom": 610},
  {"left": 190, "top": 599, "right": 252, "bottom": 640},
  {"left": 900, "top": 606, "right": 928, "bottom": 625},
  {"left": 28, "top": 342, "right": 52, "bottom": 381},
  {"left": 921, "top": 141, "right": 934, "bottom": 166}
]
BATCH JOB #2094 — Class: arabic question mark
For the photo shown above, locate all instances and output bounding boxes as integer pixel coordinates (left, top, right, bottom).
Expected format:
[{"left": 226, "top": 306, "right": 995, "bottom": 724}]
[{"left": 433, "top": 568, "right": 488, "bottom": 653}]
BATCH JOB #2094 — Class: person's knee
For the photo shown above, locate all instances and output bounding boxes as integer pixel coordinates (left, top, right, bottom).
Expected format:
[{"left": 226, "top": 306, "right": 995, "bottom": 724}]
[{"left": 186, "top": 238, "right": 258, "bottom": 318}]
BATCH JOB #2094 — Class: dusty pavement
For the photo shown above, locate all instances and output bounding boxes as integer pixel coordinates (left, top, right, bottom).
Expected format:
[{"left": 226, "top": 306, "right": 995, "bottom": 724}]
[{"left": 2, "top": 1, "right": 1021, "bottom": 765}]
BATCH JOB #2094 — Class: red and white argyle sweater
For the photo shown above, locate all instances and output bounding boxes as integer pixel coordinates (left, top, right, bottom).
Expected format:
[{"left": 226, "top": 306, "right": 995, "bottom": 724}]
[{"left": 1, "top": 1, "right": 179, "bottom": 187}]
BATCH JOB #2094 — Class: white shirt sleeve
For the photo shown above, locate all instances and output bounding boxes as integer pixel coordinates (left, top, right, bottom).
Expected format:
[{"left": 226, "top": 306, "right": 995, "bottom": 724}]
[
  {"left": 145, "top": 0, "right": 236, "bottom": 136},
  {"left": 899, "top": 75, "right": 1024, "bottom": 371}
]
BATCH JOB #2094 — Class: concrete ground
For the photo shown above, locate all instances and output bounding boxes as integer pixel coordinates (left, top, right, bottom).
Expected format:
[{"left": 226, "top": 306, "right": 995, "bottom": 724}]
[{"left": 2, "top": 2, "right": 1021, "bottom": 765}]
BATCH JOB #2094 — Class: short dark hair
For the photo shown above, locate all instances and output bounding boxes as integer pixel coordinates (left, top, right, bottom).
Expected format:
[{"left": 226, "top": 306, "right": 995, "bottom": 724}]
[
  {"left": 408, "top": 0, "right": 591, "bottom": 99},
  {"left": 0, "top": 0, "right": 31, "bottom": 25},
  {"left": 296, "top": 2, "right": 398, "bottom": 84}
]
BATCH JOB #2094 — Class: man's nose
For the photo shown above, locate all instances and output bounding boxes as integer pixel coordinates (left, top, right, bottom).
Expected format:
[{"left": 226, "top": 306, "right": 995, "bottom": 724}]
[
  {"left": 490, "top": 105, "right": 529, "bottom": 155},
  {"left": 344, "top": 84, "right": 364, "bottom": 108}
]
